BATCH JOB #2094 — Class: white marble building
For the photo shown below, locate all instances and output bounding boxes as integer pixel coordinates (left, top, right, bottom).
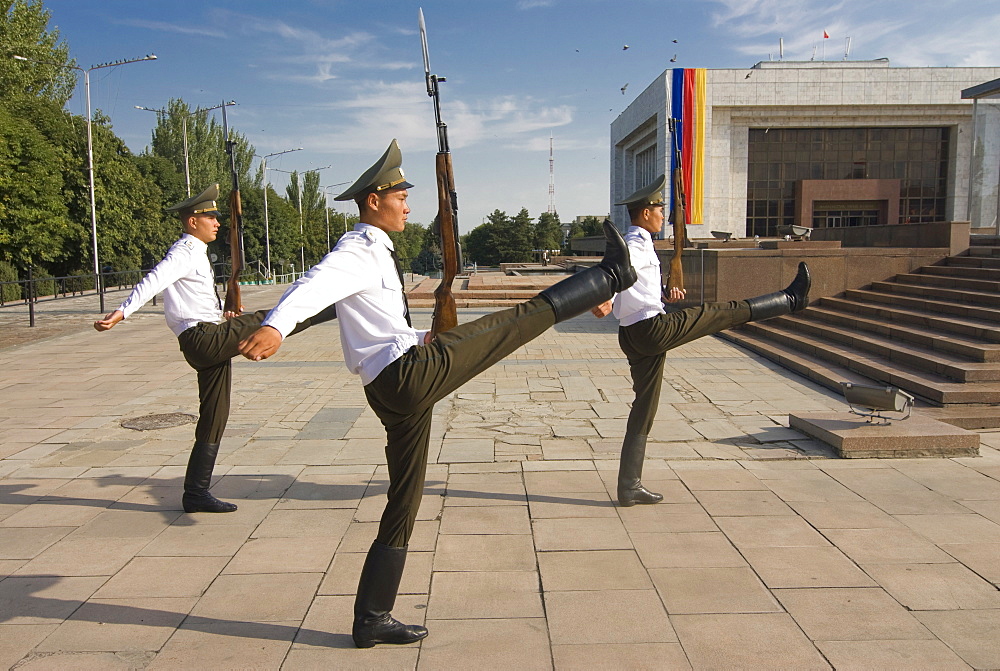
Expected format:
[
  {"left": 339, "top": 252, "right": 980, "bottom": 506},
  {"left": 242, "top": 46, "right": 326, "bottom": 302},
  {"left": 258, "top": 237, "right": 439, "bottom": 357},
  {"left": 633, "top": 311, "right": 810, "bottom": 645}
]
[{"left": 610, "top": 60, "right": 1000, "bottom": 238}]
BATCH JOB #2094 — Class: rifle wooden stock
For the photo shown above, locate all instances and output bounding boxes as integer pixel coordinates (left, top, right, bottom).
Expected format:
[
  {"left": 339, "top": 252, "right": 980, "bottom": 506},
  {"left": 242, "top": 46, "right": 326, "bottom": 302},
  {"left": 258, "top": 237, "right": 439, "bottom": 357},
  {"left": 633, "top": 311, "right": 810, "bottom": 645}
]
[
  {"left": 666, "top": 166, "right": 686, "bottom": 294},
  {"left": 223, "top": 187, "right": 243, "bottom": 315},
  {"left": 431, "top": 152, "right": 459, "bottom": 336}
]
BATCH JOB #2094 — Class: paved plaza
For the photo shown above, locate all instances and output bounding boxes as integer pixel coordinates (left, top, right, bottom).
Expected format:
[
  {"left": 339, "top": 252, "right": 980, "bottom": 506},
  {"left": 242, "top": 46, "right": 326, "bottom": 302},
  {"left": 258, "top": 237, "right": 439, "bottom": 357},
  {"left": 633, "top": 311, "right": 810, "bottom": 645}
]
[{"left": 2, "top": 284, "right": 1000, "bottom": 669}]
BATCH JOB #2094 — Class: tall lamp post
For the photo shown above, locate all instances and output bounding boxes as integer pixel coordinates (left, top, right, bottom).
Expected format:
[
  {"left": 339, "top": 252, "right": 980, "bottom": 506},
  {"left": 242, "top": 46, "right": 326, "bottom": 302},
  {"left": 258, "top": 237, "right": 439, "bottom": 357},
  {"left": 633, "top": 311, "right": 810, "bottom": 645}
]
[
  {"left": 258, "top": 148, "right": 302, "bottom": 278},
  {"left": 13, "top": 52, "right": 157, "bottom": 313},
  {"left": 135, "top": 101, "right": 235, "bottom": 196}
]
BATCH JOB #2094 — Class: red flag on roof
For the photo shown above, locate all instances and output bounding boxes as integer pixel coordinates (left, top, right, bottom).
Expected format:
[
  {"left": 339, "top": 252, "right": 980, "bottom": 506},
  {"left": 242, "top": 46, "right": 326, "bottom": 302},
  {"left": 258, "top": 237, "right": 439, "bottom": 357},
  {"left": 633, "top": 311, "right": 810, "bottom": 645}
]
[{"left": 823, "top": 30, "right": 830, "bottom": 38}]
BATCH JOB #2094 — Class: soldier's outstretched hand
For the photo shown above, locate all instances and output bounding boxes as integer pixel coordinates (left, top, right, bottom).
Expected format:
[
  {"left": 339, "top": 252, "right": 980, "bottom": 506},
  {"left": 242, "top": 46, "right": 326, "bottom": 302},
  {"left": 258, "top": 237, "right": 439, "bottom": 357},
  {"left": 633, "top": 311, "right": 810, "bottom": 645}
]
[
  {"left": 238, "top": 325, "right": 283, "bottom": 361},
  {"left": 591, "top": 300, "right": 612, "bottom": 318},
  {"left": 94, "top": 310, "right": 124, "bottom": 332}
]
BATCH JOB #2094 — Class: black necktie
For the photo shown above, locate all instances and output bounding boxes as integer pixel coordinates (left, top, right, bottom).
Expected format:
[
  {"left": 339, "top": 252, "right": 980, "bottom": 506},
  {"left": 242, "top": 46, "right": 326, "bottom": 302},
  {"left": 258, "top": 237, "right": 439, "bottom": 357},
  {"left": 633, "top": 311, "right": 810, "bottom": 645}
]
[{"left": 389, "top": 248, "right": 412, "bottom": 327}]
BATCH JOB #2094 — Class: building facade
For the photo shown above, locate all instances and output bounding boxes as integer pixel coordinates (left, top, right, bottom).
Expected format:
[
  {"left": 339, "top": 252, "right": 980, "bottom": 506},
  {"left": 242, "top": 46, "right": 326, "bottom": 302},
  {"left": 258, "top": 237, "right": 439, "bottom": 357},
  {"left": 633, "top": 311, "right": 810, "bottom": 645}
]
[{"left": 610, "top": 60, "right": 1000, "bottom": 238}]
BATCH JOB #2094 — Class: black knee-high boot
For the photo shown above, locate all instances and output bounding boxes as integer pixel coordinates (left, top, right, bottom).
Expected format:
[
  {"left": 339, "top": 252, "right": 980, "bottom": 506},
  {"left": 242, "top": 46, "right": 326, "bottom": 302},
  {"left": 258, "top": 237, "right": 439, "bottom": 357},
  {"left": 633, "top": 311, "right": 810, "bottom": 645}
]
[
  {"left": 617, "top": 434, "right": 663, "bottom": 507},
  {"left": 182, "top": 441, "right": 237, "bottom": 513},
  {"left": 353, "top": 541, "right": 428, "bottom": 648},
  {"left": 745, "top": 262, "right": 811, "bottom": 321},
  {"left": 540, "top": 219, "right": 637, "bottom": 322}
]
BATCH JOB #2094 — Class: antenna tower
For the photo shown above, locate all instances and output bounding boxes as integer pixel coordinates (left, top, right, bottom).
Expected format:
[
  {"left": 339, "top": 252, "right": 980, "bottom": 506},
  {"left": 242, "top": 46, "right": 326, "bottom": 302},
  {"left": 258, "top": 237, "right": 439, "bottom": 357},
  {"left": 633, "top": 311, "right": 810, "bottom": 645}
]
[{"left": 547, "top": 134, "right": 555, "bottom": 214}]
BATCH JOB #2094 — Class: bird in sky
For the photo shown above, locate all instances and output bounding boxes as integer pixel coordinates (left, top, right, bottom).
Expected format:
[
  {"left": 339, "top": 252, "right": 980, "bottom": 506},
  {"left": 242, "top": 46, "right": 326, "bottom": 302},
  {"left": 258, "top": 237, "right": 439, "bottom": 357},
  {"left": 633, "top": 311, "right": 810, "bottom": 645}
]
[
  {"left": 670, "top": 54, "right": 677, "bottom": 62},
  {"left": 745, "top": 71, "right": 753, "bottom": 79},
  {"left": 622, "top": 45, "right": 630, "bottom": 50},
  {"left": 621, "top": 82, "right": 629, "bottom": 94},
  {"left": 672, "top": 39, "right": 679, "bottom": 43}
]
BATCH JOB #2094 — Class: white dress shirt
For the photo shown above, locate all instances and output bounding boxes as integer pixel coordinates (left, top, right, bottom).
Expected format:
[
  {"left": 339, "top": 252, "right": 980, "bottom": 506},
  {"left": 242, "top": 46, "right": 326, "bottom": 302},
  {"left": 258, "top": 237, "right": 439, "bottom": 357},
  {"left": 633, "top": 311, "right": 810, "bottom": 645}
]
[
  {"left": 118, "top": 234, "right": 223, "bottom": 337},
  {"left": 612, "top": 225, "right": 665, "bottom": 327},
  {"left": 263, "top": 223, "right": 424, "bottom": 386}
]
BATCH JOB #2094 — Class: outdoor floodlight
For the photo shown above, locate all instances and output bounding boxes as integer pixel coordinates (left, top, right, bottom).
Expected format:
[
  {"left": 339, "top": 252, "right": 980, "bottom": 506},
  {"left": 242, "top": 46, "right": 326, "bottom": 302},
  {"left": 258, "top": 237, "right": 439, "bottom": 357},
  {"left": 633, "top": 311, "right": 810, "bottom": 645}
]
[
  {"left": 840, "top": 381, "right": 914, "bottom": 425},
  {"left": 711, "top": 231, "right": 733, "bottom": 242}
]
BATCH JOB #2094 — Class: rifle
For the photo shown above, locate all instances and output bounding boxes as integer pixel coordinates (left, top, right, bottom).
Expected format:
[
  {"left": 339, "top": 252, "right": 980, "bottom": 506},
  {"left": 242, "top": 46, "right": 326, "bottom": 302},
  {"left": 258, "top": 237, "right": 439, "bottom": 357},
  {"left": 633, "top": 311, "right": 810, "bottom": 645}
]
[
  {"left": 665, "top": 117, "right": 686, "bottom": 296},
  {"left": 419, "top": 8, "right": 463, "bottom": 336},
  {"left": 221, "top": 102, "right": 244, "bottom": 316}
]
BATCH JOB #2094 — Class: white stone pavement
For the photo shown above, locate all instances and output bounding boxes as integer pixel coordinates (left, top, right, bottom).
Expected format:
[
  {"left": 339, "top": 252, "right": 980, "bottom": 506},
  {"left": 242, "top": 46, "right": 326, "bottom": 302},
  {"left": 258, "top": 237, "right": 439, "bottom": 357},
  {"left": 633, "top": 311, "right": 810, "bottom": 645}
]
[{"left": 1, "top": 284, "right": 1000, "bottom": 669}]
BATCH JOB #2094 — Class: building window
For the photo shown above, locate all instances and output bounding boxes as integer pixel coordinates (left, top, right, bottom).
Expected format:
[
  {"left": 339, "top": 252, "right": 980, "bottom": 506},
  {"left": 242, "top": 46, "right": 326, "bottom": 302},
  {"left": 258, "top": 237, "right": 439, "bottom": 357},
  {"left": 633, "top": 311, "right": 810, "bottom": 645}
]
[
  {"left": 635, "top": 145, "right": 657, "bottom": 192},
  {"left": 746, "top": 127, "right": 950, "bottom": 237}
]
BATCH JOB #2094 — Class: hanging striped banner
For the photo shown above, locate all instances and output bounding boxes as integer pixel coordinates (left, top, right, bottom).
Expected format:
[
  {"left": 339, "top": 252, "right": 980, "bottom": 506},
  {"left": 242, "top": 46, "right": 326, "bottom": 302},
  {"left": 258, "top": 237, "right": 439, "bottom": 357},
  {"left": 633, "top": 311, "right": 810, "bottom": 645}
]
[{"left": 669, "top": 68, "right": 706, "bottom": 226}]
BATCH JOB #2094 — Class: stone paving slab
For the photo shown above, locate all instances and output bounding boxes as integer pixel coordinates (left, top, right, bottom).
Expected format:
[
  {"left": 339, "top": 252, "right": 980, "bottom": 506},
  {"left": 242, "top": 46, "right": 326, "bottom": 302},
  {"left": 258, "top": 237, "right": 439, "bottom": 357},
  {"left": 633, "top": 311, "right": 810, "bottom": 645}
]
[{"left": 1, "top": 285, "right": 1000, "bottom": 668}]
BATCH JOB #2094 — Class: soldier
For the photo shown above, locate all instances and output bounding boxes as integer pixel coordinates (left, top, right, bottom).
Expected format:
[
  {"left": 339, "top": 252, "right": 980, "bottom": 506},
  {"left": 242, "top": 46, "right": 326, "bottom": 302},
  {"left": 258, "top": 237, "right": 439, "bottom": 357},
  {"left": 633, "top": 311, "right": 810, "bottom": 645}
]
[
  {"left": 237, "top": 139, "right": 637, "bottom": 648},
  {"left": 593, "top": 175, "right": 810, "bottom": 506},
  {"left": 94, "top": 185, "right": 335, "bottom": 514}
]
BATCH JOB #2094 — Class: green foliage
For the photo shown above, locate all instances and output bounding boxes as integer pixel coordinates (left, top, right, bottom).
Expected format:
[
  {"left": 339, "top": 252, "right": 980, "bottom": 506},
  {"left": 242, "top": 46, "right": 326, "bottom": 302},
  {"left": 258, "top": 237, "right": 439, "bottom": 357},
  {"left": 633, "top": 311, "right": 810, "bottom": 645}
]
[
  {"left": 284, "top": 170, "right": 332, "bottom": 266},
  {"left": 78, "top": 115, "right": 175, "bottom": 273},
  {"left": 464, "top": 208, "right": 534, "bottom": 266},
  {"left": 0, "top": 259, "right": 21, "bottom": 301},
  {"left": 535, "top": 211, "right": 563, "bottom": 251},
  {"left": 149, "top": 99, "right": 255, "bottom": 195},
  {"left": 0, "top": 98, "right": 86, "bottom": 271},
  {"left": 1, "top": 0, "right": 76, "bottom": 104},
  {"left": 386, "top": 222, "right": 427, "bottom": 268},
  {"left": 568, "top": 215, "right": 604, "bottom": 242}
]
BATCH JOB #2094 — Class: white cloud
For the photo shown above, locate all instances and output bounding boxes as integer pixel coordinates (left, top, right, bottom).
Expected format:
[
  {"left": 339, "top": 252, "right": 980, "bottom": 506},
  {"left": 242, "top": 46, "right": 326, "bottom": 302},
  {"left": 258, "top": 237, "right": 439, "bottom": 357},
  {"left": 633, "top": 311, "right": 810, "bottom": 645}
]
[
  {"left": 707, "top": 0, "right": 1000, "bottom": 66},
  {"left": 117, "top": 19, "right": 226, "bottom": 39}
]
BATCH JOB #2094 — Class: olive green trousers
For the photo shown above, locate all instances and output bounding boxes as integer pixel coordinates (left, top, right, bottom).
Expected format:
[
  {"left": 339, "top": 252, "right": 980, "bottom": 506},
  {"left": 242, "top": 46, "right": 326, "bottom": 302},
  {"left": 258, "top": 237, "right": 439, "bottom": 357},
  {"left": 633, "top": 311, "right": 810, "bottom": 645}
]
[
  {"left": 619, "top": 301, "right": 752, "bottom": 440},
  {"left": 364, "top": 297, "right": 555, "bottom": 547}
]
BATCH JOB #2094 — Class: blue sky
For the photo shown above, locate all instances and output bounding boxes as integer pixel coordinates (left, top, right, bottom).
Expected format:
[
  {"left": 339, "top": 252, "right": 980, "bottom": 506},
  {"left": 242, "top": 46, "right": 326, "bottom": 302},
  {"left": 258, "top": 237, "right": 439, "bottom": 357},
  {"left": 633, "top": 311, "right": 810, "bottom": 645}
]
[{"left": 44, "top": 0, "right": 1000, "bottom": 232}]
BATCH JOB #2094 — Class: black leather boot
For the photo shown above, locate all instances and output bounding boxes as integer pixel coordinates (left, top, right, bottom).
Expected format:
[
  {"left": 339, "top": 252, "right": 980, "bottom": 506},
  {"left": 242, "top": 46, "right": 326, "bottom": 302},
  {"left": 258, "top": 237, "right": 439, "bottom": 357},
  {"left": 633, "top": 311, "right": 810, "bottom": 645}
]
[
  {"left": 353, "top": 542, "right": 428, "bottom": 648},
  {"left": 540, "top": 219, "right": 637, "bottom": 322},
  {"left": 745, "top": 261, "right": 811, "bottom": 321},
  {"left": 617, "top": 435, "right": 663, "bottom": 507},
  {"left": 182, "top": 441, "right": 237, "bottom": 513}
]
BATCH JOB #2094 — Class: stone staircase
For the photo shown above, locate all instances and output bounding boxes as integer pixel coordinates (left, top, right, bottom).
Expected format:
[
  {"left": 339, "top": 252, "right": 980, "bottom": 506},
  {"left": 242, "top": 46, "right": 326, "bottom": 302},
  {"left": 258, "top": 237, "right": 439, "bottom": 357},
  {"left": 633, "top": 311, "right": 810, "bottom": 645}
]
[{"left": 720, "top": 236, "right": 1000, "bottom": 428}]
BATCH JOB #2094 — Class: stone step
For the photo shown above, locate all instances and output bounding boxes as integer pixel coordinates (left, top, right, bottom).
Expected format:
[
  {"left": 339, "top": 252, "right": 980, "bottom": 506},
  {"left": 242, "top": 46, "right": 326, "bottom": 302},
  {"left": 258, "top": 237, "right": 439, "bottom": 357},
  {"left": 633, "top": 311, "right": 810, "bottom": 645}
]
[
  {"left": 946, "top": 255, "right": 1000, "bottom": 270},
  {"left": 844, "top": 288, "right": 1000, "bottom": 324},
  {"left": 805, "top": 304, "right": 1000, "bottom": 358},
  {"left": 921, "top": 265, "right": 1000, "bottom": 281},
  {"left": 968, "top": 246, "right": 1000, "bottom": 257},
  {"left": 870, "top": 280, "right": 1000, "bottom": 308},
  {"left": 822, "top": 294, "right": 1000, "bottom": 342},
  {"left": 895, "top": 272, "right": 1000, "bottom": 293},
  {"left": 724, "top": 323, "right": 1000, "bottom": 404},
  {"left": 763, "top": 314, "right": 1000, "bottom": 381},
  {"left": 919, "top": 405, "right": 1000, "bottom": 430}
]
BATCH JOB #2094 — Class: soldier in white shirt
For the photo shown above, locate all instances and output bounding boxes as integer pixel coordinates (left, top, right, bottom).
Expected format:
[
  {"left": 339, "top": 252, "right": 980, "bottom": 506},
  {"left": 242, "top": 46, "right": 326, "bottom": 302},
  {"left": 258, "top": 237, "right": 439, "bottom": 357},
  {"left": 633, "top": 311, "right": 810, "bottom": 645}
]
[
  {"left": 593, "top": 175, "right": 810, "bottom": 507},
  {"left": 94, "top": 185, "right": 334, "bottom": 514},
  {"left": 237, "top": 139, "right": 637, "bottom": 648}
]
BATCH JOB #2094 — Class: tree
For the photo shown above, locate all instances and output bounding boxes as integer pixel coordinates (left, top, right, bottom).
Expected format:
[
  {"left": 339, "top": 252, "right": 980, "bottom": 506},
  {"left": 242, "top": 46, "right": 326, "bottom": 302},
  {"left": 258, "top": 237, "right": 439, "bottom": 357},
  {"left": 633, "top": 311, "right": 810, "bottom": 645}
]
[
  {"left": 387, "top": 222, "right": 427, "bottom": 268},
  {"left": 0, "top": 98, "right": 84, "bottom": 270},
  {"left": 495, "top": 208, "right": 533, "bottom": 263},
  {"left": 77, "top": 112, "right": 174, "bottom": 273},
  {"left": 535, "top": 211, "right": 563, "bottom": 251},
  {"left": 568, "top": 215, "right": 604, "bottom": 243},
  {"left": 0, "top": 0, "right": 76, "bottom": 105},
  {"left": 283, "top": 170, "right": 329, "bottom": 266},
  {"left": 149, "top": 98, "right": 255, "bottom": 196}
]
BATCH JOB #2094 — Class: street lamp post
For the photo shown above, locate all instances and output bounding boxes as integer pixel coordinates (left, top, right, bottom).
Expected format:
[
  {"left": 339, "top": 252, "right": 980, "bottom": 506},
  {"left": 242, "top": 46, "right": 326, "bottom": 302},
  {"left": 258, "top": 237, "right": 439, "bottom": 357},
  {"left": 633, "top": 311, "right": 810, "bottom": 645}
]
[
  {"left": 13, "top": 52, "right": 157, "bottom": 313},
  {"left": 135, "top": 101, "right": 235, "bottom": 196},
  {"left": 258, "top": 148, "right": 302, "bottom": 279}
]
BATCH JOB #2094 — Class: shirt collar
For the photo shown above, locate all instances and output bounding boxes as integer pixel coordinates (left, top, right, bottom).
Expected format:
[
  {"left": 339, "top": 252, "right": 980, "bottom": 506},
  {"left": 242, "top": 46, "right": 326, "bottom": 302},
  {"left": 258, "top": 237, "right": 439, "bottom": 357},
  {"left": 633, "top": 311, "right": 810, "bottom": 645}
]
[
  {"left": 180, "top": 233, "right": 208, "bottom": 252},
  {"left": 356, "top": 222, "right": 395, "bottom": 251},
  {"left": 628, "top": 225, "right": 653, "bottom": 244}
]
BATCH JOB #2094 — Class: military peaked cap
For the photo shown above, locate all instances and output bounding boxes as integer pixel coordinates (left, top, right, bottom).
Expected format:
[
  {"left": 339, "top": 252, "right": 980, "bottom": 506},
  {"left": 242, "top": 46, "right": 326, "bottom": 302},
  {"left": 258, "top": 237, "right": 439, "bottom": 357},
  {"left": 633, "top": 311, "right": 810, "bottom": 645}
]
[
  {"left": 335, "top": 139, "right": 414, "bottom": 202},
  {"left": 167, "top": 184, "right": 221, "bottom": 217},
  {"left": 615, "top": 174, "right": 667, "bottom": 210}
]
